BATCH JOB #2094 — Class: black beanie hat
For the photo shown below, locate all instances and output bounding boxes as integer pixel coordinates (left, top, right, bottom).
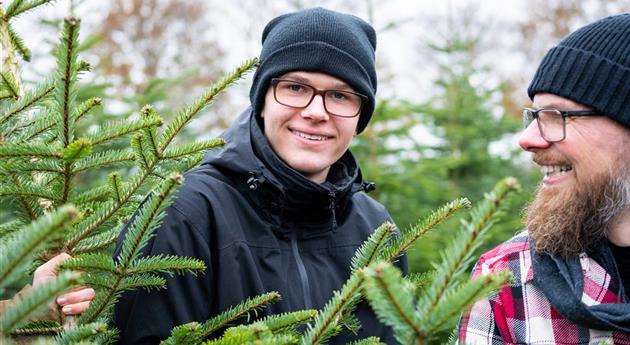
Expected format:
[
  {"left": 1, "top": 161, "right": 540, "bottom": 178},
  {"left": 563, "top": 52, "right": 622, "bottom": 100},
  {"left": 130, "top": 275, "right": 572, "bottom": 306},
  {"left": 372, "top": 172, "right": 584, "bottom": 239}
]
[
  {"left": 249, "top": 7, "right": 377, "bottom": 134},
  {"left": 528, "top": 13, "right": 630, "bottom": 128}
]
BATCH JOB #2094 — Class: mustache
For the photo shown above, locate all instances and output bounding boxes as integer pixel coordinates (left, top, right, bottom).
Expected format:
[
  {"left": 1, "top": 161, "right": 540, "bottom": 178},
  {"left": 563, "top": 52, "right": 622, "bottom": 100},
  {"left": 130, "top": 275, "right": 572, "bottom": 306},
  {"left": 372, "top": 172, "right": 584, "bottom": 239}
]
[{"left": 532, "top": 152, "right": 570, "bottom": 165}]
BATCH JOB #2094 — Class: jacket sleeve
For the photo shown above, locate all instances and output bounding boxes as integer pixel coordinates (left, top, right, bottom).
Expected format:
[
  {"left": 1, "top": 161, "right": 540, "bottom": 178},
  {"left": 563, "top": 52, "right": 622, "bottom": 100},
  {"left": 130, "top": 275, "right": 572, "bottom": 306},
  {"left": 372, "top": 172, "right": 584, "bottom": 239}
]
[{"left": 113, "top": 200, "right": 213, "bottom": 345}]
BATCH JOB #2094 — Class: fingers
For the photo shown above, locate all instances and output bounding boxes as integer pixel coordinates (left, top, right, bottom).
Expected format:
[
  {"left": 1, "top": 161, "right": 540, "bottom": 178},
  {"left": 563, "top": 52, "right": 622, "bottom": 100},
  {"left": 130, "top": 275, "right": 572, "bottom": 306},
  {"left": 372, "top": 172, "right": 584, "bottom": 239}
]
[
  {"left": 57, "top": 287, "right": 96, "bottom": 315},
  {"left": 60, "top": 301, "right": 92, "bottom": 315},
  {"left": 33, "top": 253, "right": 72, "bottom": 288}
]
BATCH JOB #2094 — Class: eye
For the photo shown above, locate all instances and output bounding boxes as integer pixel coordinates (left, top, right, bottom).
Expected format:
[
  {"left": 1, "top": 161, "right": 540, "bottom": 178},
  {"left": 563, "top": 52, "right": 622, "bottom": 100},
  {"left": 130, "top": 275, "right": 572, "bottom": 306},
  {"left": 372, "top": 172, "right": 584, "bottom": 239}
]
[
  {"left": 283, "top": 83, "right": 306, "bottom": 93},
  {"left": 329, "top": 91, "right": 349, "bottom": 101}
]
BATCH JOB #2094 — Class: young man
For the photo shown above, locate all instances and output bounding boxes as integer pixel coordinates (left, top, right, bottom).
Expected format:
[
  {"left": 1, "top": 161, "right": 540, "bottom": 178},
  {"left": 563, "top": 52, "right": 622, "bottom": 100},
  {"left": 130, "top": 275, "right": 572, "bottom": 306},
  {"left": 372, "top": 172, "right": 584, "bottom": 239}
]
[
  {"left": 458, "top": 13, "right": 630, "bottom": 344},
  {"left": 113, "top": 7, "right": 407, "bottom": 344}
]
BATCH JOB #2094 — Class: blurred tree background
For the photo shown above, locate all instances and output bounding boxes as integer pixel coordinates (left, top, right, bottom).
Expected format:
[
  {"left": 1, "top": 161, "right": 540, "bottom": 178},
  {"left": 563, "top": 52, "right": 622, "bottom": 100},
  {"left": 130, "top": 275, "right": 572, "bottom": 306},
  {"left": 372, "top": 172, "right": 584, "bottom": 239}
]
[{"left": 8, "top": 0, "right": 630, "bottom": 288}]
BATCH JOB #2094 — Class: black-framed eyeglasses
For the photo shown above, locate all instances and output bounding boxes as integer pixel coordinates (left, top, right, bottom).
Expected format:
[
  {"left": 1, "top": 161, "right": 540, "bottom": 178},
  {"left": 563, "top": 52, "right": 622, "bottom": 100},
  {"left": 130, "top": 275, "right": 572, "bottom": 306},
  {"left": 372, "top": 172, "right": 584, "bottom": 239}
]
[
  {"left": 522, "top": 108, "right": 599, "bottom": 143},
  {"left": 270, "top": 78, "right": 367, "bottom": 118}
]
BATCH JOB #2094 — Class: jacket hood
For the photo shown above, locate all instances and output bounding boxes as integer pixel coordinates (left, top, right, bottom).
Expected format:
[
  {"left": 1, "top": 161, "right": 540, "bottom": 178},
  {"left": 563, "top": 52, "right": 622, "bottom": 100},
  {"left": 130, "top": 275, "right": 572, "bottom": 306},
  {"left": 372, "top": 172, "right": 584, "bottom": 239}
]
[{"left": 200, "top": 108, "right": 370, "bottom": 229}]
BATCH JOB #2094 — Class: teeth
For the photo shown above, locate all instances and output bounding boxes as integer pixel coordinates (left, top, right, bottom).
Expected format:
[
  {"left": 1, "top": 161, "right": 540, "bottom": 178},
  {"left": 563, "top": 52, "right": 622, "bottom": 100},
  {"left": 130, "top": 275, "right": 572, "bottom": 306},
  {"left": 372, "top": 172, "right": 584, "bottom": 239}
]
[
  {"left": 541, "top": 165, "right": 572, "bottom": 177},
  {"left": 292, "top": 130, "right": 328, "bottom": 141}
]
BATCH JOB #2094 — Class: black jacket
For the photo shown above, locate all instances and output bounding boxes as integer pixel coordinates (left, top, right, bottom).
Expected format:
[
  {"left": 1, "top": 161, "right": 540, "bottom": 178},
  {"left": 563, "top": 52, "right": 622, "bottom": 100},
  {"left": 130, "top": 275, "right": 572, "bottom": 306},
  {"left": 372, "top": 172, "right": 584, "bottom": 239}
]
[{"left": 113, "top": 109, "right": 408, "bottom": 344}]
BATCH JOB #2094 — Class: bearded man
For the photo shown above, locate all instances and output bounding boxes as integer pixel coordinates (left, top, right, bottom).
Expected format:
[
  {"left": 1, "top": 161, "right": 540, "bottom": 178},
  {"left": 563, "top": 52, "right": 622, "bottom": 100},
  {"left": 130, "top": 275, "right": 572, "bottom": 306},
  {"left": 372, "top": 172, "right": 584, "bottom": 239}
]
[{"left": 458, "top": 13, "right": 630, "bottom": 344}]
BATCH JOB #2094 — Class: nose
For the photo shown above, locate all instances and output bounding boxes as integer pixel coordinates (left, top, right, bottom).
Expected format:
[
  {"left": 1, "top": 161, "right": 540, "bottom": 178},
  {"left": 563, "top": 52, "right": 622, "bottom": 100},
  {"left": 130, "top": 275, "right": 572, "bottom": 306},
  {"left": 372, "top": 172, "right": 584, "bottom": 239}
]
[
  {"left": 301, "top": 94, "right": 330, "bottom": 121},
  {"left": 518, "top": 120, "right": 552, "bottom": 152}
]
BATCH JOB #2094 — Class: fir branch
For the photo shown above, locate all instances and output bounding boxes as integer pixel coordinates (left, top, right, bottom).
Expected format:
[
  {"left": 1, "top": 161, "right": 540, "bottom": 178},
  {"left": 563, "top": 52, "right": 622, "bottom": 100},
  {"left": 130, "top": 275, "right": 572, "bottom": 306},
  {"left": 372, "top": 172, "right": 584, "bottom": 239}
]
[
  {"left": 407, "top": 270, "right": 436, "bottom": 294},
  {"left": 347, "top": 337, "right": 385, "bottom": 345},
  {"left": 0, "top": 183, "right": 61, "bottom": 202},
  {"left": 255, "top": 310, "right": 317, "bottom": 334},
  {"left": 130, "top": 133, "right": 150, "bottom": 170},
  {"left": 0, "top": 158, "right": 62, "bottom": 174},
  {"left": 9, "top": 320, "right": 61, "bottom": 337},
  {"left": 197, "top": 291, "right": 281, "bottom": 339},
  {"left": 108, "top": 172, "right": 123, "bottom": 203},
  {"left": 15, "top": 110, "right": 56, "bottom": 142},
  {"left": 82, "top": 273, "right": 117, "bottom": 290},
  {"left": 60, "top": 253, "right": 118, "bottom": 274},
  {"left": 140, "top": 105, "right": 161, "bottom": 158},
  {"left": 0, "top": 90, "right": 16, "bottom": 100},
  {"left": 0, "top": 219, "right": 25, "bottom": 240},
  {"left": 0, "top": 205, "right": 75, "bottom": 289},
  {"left": 0, "top": 143, "right": 61, "bottom": 159},
  {"left": 362, "top": 262, "right": 422, "bottom": 343},
  {"left": 118, "top": 273, "right": 166, "bottom": 291},
  {"left": 161, "top": 138, "right": 225, "bottom": 160},
  {"left": 0, "top": 77, "right": 53, "bottom": 132},
  {"left": 5, "top": 0, "right": 56, "bottom": 19},
  {"left": 350, "top": 221, "right": 396, "bottom": 272},
  {"left": 7, "top": 174, "right": 40, "bottom": 221},
  {"left": 72, "top": 149, "right": 134, "bottom": 173},
  {"left": 0, "top": 271, "right": 81, "bottom": 334},
  {"left": 421, "top": 271, "right": 511, "bottom": 335},
  {"left": 86, "top": 117, "right": 162, "bottom": 146},
  {"left": 116, "top": 174, "right": 182, "bottom": 267},
  {"left": 380, "top": 198, "right": 471, "bottom": 262},
  {"left": 78, "top": 289, "right": 117, "bottom": 324},
  {"left": 160, "top": 322, "right": 202, "bottom": 345},
  {"left": 70, "top": 184, "right": 111, "bottom": 204},
  {"left": 62, "top": 137, "right": 92, "bottom": 163},
  {"left": 300, "top": 273, "right": 363, "bottom": 345},
  {"left": 53, "top": 17, "right": 80, "bottom": 147},
  {"left": 6, "top": 22, "right": 31, "bottom": 61},
  {"left": 417, "top": 178, "right": 519, "bottom": 321},
  {"left": 54, "top": 321, "right": 107, "bottom": 345},
  {"left": 72, "top": 97, "right": 102, "bottom": 122},
  {"left": 159, "top": 58, "right": 257, "bottom": 151},
  {"left": 0, "top": 71, "right": 21, "bottom": 99},
  {"left": 208, "top": 323, "right": 298, "bottom": 345},
  {"left": 128, "top": 255, "right": 205, "bottom": 276},
  {"left": 79, "top": 175, "right": 186, "bottom": 323},
  {"left": 73, "top": 227, "right": 120, "bottom": 254}
]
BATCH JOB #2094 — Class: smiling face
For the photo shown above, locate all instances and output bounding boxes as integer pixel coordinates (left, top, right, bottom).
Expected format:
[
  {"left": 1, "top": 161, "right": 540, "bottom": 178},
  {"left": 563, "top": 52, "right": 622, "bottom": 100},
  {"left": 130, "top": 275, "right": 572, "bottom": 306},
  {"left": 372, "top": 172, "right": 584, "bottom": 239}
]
[
  {"left": 519, "top": 93, "right": 626, "bottom": 188},
  {"left": 519, "top": 93, "right": 630, "bottom": 256},
  {"left": 260, "top": 71, "right": 360, "bottom": 183}
]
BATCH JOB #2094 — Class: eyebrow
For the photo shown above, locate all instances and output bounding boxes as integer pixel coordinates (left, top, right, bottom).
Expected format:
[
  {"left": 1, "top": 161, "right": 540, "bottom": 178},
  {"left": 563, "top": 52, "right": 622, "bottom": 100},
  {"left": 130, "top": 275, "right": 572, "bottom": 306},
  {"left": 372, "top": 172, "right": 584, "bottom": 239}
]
[{"left": 281, "top": 73, "right": 352, "bottom": 90}]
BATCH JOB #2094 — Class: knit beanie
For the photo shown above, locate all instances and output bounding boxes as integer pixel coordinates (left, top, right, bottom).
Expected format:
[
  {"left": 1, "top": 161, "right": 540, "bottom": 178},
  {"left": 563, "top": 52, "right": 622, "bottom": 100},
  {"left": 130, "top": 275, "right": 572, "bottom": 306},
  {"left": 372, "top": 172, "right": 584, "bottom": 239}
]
[
  {"left": 528, "top": 13, "right": 630, "bottom": 128},
  {"left": 249, "top": 7, "right": 377, "bottom": 134}
]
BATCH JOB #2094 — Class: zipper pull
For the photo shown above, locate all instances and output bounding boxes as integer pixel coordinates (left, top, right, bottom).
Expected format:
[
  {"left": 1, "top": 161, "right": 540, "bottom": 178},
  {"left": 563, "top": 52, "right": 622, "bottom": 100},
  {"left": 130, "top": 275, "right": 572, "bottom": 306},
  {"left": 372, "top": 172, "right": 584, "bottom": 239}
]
[
  {"left": 247, "top": 171, "right": 266, "bottom": 190},
  {"left": 362, "top": 181, "right": 376, "bottom": 193}
]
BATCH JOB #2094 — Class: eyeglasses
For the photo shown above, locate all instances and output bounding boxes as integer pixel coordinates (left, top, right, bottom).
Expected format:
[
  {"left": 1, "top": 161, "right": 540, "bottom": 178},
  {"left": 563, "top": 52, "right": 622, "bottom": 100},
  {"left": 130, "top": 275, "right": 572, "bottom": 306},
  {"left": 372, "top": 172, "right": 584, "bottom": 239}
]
[
  {"left": 522, "top": 108, "right": 599, "bottom": 142},
  {"left": 270, "top": 78, "right": 367, "bottom": 118}
]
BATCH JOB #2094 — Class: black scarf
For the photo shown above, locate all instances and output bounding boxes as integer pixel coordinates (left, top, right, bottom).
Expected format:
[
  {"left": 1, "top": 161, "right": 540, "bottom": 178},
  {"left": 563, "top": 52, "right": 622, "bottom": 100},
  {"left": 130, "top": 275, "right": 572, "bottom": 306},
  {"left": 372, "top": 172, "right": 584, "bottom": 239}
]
[{"left": 531, "top": 240, "right": 630, "bottom": 331}]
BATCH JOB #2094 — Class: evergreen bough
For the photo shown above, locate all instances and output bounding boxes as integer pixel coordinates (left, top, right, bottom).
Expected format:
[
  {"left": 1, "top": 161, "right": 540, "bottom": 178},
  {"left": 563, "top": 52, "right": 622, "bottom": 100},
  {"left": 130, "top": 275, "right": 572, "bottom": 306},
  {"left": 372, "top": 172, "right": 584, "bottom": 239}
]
[{"left": 0, "top": 3, "right": 520, "bottom": 344}]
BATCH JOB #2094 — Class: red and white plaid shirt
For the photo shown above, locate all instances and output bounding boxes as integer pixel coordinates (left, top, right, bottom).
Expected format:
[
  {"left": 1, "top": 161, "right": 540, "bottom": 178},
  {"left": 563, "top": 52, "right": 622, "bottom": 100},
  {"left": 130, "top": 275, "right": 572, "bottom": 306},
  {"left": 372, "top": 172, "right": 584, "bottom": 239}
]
[{"left": 458, "top": 231, "right": 630, "bottom": 345}]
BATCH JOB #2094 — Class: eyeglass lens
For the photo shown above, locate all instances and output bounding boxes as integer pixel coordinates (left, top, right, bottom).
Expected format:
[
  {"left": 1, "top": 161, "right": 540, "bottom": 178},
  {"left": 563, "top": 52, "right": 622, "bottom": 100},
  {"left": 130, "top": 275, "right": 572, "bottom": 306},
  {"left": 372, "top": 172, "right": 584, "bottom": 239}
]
[
  {"left": 523, "top": 109, "right": 565, "bottom": 142},
  {"left": 273, "top": 80, "right": 362, "bottom": 117}
]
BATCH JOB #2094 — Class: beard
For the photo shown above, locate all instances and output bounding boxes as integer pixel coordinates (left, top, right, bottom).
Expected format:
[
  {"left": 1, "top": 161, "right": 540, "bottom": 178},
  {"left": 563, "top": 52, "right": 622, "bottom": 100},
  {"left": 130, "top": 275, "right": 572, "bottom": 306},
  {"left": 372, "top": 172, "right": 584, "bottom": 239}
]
[{"left": 526, "top": 154, "right": 630, "bottom": 258}]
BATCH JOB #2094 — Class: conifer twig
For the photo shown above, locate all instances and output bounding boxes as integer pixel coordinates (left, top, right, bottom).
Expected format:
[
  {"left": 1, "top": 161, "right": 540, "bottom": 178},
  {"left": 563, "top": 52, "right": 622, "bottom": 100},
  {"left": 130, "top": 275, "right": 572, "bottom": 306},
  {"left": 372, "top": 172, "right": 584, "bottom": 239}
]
[
  {"left": 158, "top": 58, "right": 258, "bottom": 151},
  {"left": 380, "top": 198, "right": 470, "bottom": 262},
  {"left": 417, "top": 178, "right": 519, "bottom": 322}
]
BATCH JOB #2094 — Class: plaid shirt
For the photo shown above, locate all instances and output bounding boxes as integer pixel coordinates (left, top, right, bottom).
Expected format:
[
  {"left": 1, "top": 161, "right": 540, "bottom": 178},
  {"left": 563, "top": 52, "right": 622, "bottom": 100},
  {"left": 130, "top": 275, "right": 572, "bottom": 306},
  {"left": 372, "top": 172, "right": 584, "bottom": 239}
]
[{"left": 458, "top": 231, "right": 630, "bottom": 345}]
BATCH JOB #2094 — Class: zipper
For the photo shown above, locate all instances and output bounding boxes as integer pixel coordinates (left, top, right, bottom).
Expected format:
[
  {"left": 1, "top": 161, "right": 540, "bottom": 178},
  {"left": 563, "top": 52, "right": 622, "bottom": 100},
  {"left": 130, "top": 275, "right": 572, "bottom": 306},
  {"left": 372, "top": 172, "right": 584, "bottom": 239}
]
[
  {"left": 290, "top": 231, "right": 313, "bottom": 309},
  {"left": 328, "top": 191, "right": 338, "bottom": 230}
]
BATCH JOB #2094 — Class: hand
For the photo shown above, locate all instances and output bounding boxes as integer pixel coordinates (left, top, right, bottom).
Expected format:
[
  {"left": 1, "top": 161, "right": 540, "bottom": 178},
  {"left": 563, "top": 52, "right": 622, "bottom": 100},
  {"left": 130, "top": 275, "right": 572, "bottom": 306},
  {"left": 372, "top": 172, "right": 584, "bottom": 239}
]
[{"left": 33, "top": 253, "right": 96, "bottom": 315}]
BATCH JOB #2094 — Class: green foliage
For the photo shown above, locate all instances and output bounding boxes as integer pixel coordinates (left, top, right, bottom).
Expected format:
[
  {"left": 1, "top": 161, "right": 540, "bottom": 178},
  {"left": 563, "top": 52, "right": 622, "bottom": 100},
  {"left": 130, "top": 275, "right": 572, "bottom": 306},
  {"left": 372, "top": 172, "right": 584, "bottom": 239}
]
[
  {"left": 361, "top": 178, "right": 519, "bottom": 344},
  {"left": 0, "top": 271, "right": 82, "bottom": 335},
  {"left": 0, "top": 2, "right": 256, "bottom": 342}
]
